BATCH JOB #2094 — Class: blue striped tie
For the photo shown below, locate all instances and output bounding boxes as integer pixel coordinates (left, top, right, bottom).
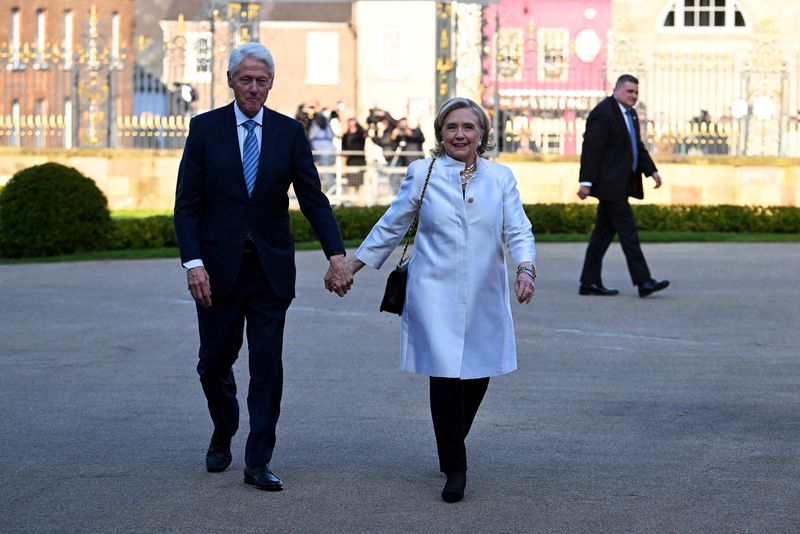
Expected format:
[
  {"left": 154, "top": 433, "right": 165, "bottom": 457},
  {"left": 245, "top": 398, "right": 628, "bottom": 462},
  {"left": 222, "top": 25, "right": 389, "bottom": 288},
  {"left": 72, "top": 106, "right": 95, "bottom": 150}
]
[
  {"left": 242, "top": 120, "right": 259, "bottom": 196},
  {"left": 625, "top": 108, "right": 639, "bottom": 172}
]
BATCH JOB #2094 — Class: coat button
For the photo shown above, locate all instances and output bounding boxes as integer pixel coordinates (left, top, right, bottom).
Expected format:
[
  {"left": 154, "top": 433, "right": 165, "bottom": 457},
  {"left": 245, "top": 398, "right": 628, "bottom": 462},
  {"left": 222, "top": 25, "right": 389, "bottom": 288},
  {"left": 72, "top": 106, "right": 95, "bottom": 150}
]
[{"left": 467, "top": 197, "right": 474, "bottom": 203}]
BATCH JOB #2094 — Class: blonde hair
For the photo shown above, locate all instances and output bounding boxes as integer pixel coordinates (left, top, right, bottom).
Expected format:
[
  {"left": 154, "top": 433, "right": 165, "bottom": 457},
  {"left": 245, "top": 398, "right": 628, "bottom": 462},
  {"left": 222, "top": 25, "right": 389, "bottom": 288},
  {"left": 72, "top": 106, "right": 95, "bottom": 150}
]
[{"left": 430, "top": 97, "right": 495, "bottom": 157}]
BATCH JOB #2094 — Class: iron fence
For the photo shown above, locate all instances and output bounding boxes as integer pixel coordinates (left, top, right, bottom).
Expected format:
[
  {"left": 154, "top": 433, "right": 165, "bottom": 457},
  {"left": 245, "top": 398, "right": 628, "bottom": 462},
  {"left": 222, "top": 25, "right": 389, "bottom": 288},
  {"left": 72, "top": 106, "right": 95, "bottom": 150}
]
[{"left": 2, "top": 41, "right": 799, "bottom": 156}]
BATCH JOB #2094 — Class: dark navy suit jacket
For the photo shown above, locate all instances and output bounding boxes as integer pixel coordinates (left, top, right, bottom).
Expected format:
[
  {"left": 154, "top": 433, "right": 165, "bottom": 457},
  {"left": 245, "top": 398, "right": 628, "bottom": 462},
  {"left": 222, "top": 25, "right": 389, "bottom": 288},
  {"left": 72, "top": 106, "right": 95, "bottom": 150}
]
[
  {"left": 579, "top": 96, "right": 658, "bottom": 201},
  {"left": 174, "top": 103, "right": 344, "bottom": 299}
]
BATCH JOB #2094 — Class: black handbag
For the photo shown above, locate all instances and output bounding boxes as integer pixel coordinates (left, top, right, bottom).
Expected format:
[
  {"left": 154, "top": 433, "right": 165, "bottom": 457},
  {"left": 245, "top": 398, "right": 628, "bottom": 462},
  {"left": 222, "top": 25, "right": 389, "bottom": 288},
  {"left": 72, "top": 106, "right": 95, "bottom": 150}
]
[
  {"left": 379, "top": 262, "right": 408, "bottom": 314},
  {"left": 379, "top": 158, "right": 435, "bottom": 315}
]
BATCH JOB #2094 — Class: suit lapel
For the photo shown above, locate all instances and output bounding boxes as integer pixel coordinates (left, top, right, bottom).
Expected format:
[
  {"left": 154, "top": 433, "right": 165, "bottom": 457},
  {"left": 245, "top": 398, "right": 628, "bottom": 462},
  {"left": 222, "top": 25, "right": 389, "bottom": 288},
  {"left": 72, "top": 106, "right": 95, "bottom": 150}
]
[
  {"left": 216, "top": 103, "right": 249, "bottom": 197},
  {"left": 611, "top": 97, "right": 634, "bottom": 153}
]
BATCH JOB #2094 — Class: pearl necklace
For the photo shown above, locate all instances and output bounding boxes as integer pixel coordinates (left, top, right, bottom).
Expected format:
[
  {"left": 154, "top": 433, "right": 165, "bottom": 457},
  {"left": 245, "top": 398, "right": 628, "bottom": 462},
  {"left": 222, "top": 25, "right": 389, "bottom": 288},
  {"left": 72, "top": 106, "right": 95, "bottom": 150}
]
[{"left": 460, "top": 162, "right": 477, "bottom": 188}]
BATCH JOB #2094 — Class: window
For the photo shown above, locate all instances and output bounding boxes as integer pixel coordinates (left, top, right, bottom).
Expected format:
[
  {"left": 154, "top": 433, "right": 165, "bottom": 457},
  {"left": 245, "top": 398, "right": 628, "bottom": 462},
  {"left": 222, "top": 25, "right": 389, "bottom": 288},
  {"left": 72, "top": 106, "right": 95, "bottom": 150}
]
[
  {"left": 11, "top": 100, "right": 21, "bottom": 147},
  {"left": 660, "top": 0, "right": 748, "bottom": 32},
  {"left": 537, "top": 28, "right": 569, "bottom": 82},
  {"left": 306, "top": 32, "right": 339, "bottom": 85},
  {"left": 35, "top": 99, "right": 46, "bottom": 148},
  {"left": 63, "top": 98, "right": 73, "bottom": 149},
  {"left": 379, "top": 30, "right": 404, "bottom": 78},
  {"left": 183, "top": 31, "right": 212, "bottom": 83},
  {"left": 196, "top": 37, "right": 211, "bottom": 73},
  {"left": 36, "top": 10, "right": 46, "bottom": 54},
  {"left": 497, "top": 28, "right": 523, "bottom": 82},
  {"left": 111, "top": 12, "right": 120, "bottom": 65},
  {"left": 34, "top": 9, "right": 48, "bottom": 68},
  {"left": 63, "top": 10, "right": 73, "bottom": 69},
  {"left": 10, "top": 8, "right": 21, "bottom": 68}
]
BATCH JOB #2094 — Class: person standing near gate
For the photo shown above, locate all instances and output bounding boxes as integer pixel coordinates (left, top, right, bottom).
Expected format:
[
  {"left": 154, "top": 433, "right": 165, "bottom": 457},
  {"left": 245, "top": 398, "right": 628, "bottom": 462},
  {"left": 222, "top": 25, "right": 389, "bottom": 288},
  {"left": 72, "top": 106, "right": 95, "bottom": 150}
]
[
  {"left": 577, "top": 74, "right": 670, "bottom": 298},
  {"left": 174, "top": 42, "right": 351, "bottom": 492}
]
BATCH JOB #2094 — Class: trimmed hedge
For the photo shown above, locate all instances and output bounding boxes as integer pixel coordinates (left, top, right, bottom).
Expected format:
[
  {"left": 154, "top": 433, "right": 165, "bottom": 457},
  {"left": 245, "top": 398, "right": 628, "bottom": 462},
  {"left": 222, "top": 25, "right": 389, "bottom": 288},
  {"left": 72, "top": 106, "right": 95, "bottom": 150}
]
[
  {"left": 0, "top": 163, "right": 112, "bottom": 257},
  {"left": 105, "top": 203, "right": 800, "bottom": 253},
  {"left": 523, "top": 204, "right": 800, "bottom": 234},
  {"left": 1, "top": 202, "right": 798, "bottom": 257},
  {"left": 108, "top": 215, "right": 178, "bottom": 250}
]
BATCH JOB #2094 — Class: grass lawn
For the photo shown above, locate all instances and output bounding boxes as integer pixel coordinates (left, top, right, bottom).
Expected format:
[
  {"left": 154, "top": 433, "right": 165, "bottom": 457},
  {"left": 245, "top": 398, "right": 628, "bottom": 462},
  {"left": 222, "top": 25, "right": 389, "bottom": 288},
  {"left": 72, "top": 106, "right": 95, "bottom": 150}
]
[{"left": 1, "top": 233, "right": 797, "bottom": 264}]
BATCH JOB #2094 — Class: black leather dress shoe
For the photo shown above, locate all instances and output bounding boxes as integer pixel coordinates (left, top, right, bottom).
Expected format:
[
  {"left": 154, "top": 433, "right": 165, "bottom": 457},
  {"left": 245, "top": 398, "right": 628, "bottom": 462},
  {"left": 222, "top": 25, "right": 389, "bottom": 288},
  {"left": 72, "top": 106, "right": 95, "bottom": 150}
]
[
  {"left": 244, "top": 465, "right": 283, "bottom": 491},
  {"left": 441, "top": 471, "right": 466, "bottom": 503},
  {"left": 579, "top": 283, "right": 619, "bottom": 296},
  {"left": 205, "top": 441, "right": 232, "bottom": 473},
  {"left": 638, "top": 279, "right": 670, "bottom": 297}
]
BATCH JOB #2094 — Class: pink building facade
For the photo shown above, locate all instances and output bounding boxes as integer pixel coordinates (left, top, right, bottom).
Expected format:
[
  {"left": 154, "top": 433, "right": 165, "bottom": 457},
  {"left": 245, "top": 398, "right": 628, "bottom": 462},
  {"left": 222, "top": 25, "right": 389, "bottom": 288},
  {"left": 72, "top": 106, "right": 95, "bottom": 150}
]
[{"left": 482, "top": 0, "right": 611, "bottom": 154}]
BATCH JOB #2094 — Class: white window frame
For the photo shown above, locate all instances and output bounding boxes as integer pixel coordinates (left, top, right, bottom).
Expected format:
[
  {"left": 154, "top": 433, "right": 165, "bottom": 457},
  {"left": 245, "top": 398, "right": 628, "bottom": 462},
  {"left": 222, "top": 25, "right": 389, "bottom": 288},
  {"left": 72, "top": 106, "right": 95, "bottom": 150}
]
[
  {"left": 378, "top": 30, "right": 405, "bottom": 79},
  {"left": 35, "top": 98, "right": 46, "bottom": 147},
  {"left": 537, "top": 28, "right": 570, "bottom": 83},
  {"left": 305, "top": 31, "right": 340, "bottom": 85},
  {"left": 11, "top": 100, "right": 21, "bottom": 147},
  {"left": 36, "top": 10, "right": 46, "bottom": 54},
  {"left": 183, "top": 31, "right": 212, "bottom": 83},
  {"left": 63, "top": 10, "right": 73, "bottom": 69},
  {"left": 63, "top": 97, "right": 73, "bottom": 149},
  {"left": 111, "top": 12, "right": 121, "bottom": 66},
  {"left": 657, "top": 0, "right": 750, "bottom": 34},
  {"left": 10, "top": 8, "right": 22, "bottom": 68}
]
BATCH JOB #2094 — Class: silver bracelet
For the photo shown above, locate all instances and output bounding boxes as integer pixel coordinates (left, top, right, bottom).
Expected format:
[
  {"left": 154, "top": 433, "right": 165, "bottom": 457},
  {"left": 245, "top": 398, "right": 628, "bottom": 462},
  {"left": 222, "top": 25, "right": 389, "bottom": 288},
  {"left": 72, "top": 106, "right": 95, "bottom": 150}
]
[{"left": 516, "top": 264, "right": 537, "bottom": 280}]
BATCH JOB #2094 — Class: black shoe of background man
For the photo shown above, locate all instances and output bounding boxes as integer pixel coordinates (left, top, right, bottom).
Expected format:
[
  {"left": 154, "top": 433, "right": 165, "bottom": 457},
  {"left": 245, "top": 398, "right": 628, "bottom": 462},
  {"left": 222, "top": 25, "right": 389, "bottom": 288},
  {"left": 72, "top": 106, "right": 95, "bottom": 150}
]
[
  {"left": 638, "top": 279, "right": 670, "bottom": 298},
  {"left": 579, "top": 283, "right": 620, "bottom": 296},
  {"left": 205, "top": 438, "right": 232, "bottom": 473},
  {"left": 244, "top": 465, "right": 283, "bottom": 491}
]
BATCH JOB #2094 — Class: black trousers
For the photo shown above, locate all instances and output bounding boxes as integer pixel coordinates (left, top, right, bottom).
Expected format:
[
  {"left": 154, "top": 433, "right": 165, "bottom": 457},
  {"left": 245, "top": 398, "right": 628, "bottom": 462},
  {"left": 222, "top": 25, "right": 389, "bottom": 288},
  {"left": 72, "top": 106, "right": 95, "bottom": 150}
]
[
  {"left": 429, "top": 377, "right": 490, "bottom": 474},
  {"left": 580, "top": 197, "right": 652, "bottom": 287},
  {"left": 195, "top": 250, "right": 291, "bottom": 468}
]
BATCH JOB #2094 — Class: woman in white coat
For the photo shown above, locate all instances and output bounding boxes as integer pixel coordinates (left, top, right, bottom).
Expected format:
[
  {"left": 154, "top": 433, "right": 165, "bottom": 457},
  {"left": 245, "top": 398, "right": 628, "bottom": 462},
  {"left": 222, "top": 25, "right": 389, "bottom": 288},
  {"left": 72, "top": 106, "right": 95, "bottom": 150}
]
[{"left": 345, "top": 97, "right": 537, "bottom": 503}]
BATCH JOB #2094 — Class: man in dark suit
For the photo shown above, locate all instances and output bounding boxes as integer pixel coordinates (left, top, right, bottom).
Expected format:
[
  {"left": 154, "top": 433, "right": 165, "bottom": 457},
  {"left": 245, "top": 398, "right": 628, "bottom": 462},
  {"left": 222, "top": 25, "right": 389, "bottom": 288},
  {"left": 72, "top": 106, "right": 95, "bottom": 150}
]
[
  {"left": 174, "top": 43, "right": 352, "bottom": 491},
  {"left": 577, "top": 74, "right": 670, "bottom": 298}
]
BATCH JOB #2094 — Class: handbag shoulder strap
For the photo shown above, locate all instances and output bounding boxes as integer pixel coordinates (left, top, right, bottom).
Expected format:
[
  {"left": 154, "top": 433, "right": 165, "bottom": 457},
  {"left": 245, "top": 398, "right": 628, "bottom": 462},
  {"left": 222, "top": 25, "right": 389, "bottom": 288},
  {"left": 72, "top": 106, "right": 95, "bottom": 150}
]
[{"left": 395, "top": 158, "right": 435, "bottom": 269}]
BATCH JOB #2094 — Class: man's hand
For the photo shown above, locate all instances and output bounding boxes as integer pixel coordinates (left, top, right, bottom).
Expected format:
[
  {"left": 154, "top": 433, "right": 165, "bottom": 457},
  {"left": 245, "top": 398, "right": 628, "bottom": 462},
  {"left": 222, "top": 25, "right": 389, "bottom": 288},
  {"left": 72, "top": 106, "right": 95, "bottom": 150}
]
[
  {"left": 324, "top": 254, "right": 353, "bottom": 297},
  {"left": 187, "top": 266, "right": 212, "bottom": 308},
  {"left": 577, "top": 185, "right": 591, "bottom": 200},
  {"left": 652, "top": 172, "right": 663, "bottom": 189}
]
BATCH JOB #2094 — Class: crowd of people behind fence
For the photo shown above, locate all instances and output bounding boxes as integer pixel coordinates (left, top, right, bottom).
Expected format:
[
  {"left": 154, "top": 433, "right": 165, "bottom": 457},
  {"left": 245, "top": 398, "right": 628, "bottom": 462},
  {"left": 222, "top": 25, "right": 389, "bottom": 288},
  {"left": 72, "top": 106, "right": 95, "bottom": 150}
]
[{"left": 294, "top": 101, "right": 426, "bottom": 169}]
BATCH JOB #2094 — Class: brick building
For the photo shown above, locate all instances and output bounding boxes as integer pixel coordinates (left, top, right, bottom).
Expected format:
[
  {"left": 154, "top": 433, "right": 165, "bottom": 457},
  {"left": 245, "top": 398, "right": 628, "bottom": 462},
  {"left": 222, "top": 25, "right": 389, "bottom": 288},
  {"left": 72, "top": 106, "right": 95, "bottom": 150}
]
[{"left": 0, "top": 0, "right": 135, "bottom": 147}]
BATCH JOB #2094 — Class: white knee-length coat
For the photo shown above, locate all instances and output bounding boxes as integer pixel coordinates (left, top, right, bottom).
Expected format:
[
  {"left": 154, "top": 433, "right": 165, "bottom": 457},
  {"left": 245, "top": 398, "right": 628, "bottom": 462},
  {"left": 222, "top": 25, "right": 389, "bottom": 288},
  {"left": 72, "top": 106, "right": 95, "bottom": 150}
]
[{"left": 356, "top": 154, "right": 536, "bottom": 379}]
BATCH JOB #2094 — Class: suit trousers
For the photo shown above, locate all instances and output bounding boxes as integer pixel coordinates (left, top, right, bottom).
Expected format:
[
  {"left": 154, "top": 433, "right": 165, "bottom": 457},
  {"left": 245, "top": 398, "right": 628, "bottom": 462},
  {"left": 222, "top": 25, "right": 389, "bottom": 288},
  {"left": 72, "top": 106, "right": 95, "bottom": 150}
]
[
  {"left": 429, "top": 376, "right": 490, "bottom": 473},
  {"left": 580, "top": 196, "right": 652, "bottom": 286},
  {"left": 195, "top": 249, "right": 292, "bottom": 468}
]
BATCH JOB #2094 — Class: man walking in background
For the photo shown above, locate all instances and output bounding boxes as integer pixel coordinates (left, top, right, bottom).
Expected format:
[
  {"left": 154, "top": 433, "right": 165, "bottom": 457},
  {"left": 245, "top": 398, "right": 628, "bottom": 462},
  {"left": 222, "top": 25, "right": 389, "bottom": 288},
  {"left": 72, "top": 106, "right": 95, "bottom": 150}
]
[
  {"left": 577, "top": 74, "right": 670, "bottom": 298},
  {"left": 174, "top": 42, "right": 351, "bottom": 492}
]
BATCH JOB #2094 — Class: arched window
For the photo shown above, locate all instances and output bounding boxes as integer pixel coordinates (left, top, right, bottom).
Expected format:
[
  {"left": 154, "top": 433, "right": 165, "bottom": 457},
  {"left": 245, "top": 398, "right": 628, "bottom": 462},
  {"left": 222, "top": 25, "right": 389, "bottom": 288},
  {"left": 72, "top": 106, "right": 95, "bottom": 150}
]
[{"left": 659, "top": 0, "right": 749, "bottom": 32}]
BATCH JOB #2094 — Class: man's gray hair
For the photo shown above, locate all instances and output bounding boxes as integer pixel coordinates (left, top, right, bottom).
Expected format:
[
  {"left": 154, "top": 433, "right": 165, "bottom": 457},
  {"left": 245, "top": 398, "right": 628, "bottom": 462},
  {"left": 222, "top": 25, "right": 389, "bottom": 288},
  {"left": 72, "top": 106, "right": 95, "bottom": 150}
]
[
  {"left": 228, "top": 43, "right": 276, "bottom": 78},
  {"left": 431, "top": 97, "right": 495, "bottom": 157}
]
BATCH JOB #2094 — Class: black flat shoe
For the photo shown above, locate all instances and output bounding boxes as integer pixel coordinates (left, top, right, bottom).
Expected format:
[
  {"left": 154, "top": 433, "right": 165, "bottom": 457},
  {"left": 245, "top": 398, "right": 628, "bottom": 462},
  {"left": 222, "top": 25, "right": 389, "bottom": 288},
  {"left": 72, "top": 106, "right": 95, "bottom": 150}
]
[
  {"left": 638, "top": 279, "right": 670, "bottom": 297},
  {"left": 244, "top": 465, "right": 283, "bottom": 491},
  {"left": 205, "top": 440, "right": 232, "bottom": 473},
  {"left": 441, "top": 471, "right": 466, "bottom": 503},
  {"left": 579, "top": 283, "right": 619, "bottom": 296}
]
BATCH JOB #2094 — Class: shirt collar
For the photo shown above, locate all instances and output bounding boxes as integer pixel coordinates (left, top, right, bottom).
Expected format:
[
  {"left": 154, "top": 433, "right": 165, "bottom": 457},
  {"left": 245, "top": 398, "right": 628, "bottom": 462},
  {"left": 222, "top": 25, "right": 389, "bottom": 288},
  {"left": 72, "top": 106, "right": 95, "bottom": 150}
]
[
  {"left": 441, "top": 152, "right": 481, "bottom": 170},
  {"left": 614, "top": 97, "right": 631, "bottom": 116},
  {"left": 233, "top": 102, "right": 264, "bottom": 127}
]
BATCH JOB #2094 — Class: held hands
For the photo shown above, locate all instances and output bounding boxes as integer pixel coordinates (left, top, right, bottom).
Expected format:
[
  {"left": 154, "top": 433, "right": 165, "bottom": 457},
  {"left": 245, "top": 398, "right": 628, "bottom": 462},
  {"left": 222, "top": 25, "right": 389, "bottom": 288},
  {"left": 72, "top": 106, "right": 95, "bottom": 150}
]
[
  {"left": 187, "top": 267, "right": 212, "bottom": 308},
  {"left": 324, "top": 254, "right": 354, "bottom": 297},
  {"left": 515, "top": 263, "right": 536, "bottom": 304}
]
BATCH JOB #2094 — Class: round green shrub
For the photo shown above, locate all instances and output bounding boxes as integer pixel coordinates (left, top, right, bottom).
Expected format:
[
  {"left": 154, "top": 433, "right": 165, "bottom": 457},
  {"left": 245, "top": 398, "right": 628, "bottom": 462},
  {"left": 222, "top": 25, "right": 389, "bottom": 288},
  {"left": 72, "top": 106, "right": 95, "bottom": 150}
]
[{"left": 0, "top": 162, "right": 112, "bottom": 257}]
